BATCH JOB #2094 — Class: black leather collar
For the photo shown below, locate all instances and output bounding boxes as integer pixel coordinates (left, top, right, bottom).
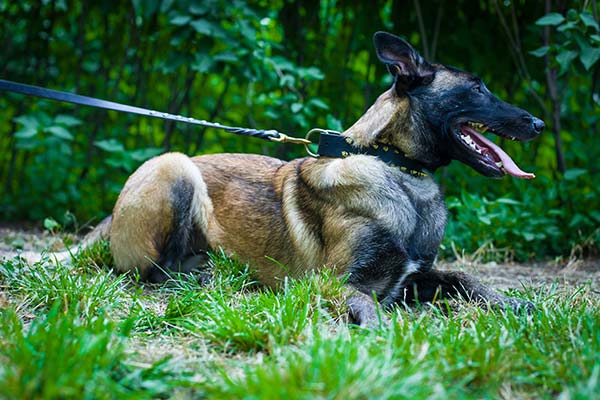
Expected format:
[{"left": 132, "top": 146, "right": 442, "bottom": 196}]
[{"left": 316, "top": 131, "right": 429, "bottom": 177}]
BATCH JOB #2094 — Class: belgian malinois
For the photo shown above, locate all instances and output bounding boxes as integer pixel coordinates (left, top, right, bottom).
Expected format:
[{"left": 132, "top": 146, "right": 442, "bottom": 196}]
[{"left": 84, "top": 32, "right": 544, "bottom": 326}]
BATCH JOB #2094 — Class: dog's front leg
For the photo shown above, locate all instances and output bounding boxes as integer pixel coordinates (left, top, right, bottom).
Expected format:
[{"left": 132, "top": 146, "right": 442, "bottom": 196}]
[
  {"left": 346, "top": 288, "right": 391, "bottom": 328},
  {"left": 401, "top": 270, "right": 535, "bottom": 312}
]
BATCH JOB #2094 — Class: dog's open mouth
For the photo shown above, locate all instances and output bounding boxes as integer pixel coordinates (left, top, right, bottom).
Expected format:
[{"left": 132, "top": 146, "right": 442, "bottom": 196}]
[{"left": 457, "top": 121, "right": 535, "bottom": 179}]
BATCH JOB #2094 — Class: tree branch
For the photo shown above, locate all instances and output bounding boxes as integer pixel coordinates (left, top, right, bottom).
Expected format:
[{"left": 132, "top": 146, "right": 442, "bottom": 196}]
[
  {"left": 544, "top": 0, "right": 566, "bottom": 173},
  {"left": 412, "top": 0, "right": 430, "bottom": 60}
]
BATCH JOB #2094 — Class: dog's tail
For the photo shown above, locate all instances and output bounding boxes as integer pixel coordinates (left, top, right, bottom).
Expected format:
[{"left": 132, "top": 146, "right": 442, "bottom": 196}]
[
  {"left": 15, "top": 216, "right": 112, "bottom": 265},
  {"left": 79, "top": 215, "right": 112, "bottom": 248}
]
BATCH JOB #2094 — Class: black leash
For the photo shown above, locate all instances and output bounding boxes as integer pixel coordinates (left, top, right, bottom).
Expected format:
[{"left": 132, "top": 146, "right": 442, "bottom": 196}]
[
  {"left": 0, "top": 79, "right": 309, "bottom": 145},
  {"left": 0, "top": 78, "right": 428, "bottom": 176}
]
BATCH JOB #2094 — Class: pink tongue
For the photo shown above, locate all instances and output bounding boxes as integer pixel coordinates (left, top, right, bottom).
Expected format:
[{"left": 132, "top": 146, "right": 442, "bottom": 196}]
[{"left": 462, "top": 126, "right": 535, "bottom": 179}]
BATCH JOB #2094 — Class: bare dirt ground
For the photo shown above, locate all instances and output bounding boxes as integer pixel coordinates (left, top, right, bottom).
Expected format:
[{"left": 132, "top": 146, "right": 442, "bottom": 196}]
[{"left": 1, "top": 223, "right": 599, "bottom": 293}]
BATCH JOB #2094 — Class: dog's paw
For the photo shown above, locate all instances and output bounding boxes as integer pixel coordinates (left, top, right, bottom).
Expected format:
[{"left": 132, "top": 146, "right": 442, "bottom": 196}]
[
  {"left": 350, "top": 310, "right": 392, "bottom": 329},
  {"left": 346, "top": 290, "right": 391, "bottom": 328}
]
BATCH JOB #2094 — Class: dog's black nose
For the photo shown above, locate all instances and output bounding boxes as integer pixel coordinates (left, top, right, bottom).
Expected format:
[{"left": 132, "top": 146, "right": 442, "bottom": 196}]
[{"left": 532, "top": 117, "right": 545, "bottom": 133}]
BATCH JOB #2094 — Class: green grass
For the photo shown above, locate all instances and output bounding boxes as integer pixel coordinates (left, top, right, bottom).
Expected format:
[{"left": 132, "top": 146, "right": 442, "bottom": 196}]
[{"left": 0, "top": 246, "right": 598, "bottom": 399}]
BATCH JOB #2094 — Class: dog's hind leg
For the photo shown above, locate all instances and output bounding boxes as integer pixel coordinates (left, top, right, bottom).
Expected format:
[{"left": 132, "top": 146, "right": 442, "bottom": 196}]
[
  {"left": 110, "top": 152, "right": 218, "bottom": 282},
  {"left": 400, "top": 270, "right": 535, "bottom": 312}
]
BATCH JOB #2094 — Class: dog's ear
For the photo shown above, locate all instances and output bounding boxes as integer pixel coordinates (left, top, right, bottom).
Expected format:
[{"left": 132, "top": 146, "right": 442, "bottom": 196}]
[{"left": 373, "top": 32, "right": 434, "bottom": 93}]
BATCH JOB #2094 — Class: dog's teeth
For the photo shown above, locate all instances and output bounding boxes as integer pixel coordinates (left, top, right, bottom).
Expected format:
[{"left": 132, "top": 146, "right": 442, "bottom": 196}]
[
  {"left": 467, "top": 122, "right": 489, "bottom": 133},
  {"left": 496, "top": 161, "right": 503, "bottom": 167}
]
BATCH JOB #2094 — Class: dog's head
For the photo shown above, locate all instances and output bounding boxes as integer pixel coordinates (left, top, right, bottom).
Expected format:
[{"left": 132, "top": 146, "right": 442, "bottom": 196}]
[{"left": 372, "top": 31, "right": 544, "bottom": 178}]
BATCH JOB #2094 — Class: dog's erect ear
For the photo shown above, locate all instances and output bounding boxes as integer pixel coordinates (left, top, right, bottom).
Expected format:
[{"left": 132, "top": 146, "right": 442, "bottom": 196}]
[{"left": 373, "top": 32, "right": 434, "bottom": 93}]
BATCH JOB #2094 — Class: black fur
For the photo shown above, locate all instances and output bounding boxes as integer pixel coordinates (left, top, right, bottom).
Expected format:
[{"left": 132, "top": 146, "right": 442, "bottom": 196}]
[
  {"left": 340, "top": 32, "right": 542, "bottom": 322},
  {"left": 400, "top": 270, "right": 535, "bottom": 312},
  {"left": 373, "top": 31, "right": 544, "bottom": 176},
  {"left": 348, "top": 224, "right": 408, "bottom": 300},
  {"left": 148, "top": 178, "right": 207, "bottom": 283}
]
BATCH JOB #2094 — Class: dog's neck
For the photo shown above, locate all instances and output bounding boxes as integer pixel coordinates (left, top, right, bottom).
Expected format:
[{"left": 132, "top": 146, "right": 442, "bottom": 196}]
[{"left": 343, "top": 89, "right": 414, "bottom": 155}]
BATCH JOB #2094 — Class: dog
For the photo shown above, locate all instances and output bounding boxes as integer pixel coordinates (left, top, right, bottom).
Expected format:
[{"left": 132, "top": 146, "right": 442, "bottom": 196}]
[{"left": 81, "top": 32, "right": 543, "bottom": 326}]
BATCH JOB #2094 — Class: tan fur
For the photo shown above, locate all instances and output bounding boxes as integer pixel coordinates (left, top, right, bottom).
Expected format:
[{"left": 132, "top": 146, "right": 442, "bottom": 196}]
[
  {"left": 32, "top": 32, "right": 537, "bottom": 325},
  {"left": 110, "top": 153, "right": 221, "bottom": 275},
  {"left": 104, "top": 82, "right": 440, "bottom": 286},
  {"left": 432, "top": 68, "right": 466, "bottom": 87},
  {"left": 343, "top": 89, "right": 426, "bottom": 160}
]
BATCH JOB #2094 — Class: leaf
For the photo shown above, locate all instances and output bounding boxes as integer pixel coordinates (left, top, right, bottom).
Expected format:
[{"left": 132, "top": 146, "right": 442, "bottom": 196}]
[
  {"left": 535, "top": 13, "right": 565, "bottom": 26},
  {"left": 213, "top": 52, "right": 239, "bottom": 63},
  {"left": 269, "top": 56, "right": 295, "bottom": 71},
  {"left": 238, "top": 20, "right": 256, "bottom": 42},
  {"left": 189, "top": 3, "right": 209, "bottom": 14},
  {"left": 300, "top": 66, "right": 325, "bottom": 80},
  {"left": 94, "top": 139, "right": 124, "bottom": 153},
  {"left": 132, "top": 0, "right": 160, "bottom": 18},
  {"left": 45, "top": 126, "right": 74, "bottom": 140},
  {"left": 54, "top": 115, "right": 82, "bottom": 127},
  {"left": 591, "top": 34, "right": 600, "bottom": 43},
  {"left": 556, "top": 49, "right": 578, "bottom": 74},
  {"left": 529, "top": 46, "right": 550, "bottom": 58},
  {"left": 496, "top": 198, "right": 521, "bottom": 205},
  {"left": 43, "top": 217, "right": 60, "bottom": 231},
  {"left": 131, "top": 0, "right": 159, "bottom": 19},
  {"left": 129, "top": 147, "right": 163, "bottom": 162},
  {"left": 291, "top": 103, "right": 302, "bottom": 113},
  {"left": 192, "top": 53, "right": 214, "bottom": 72},
  {"left": 522, "top": 232, "right": 535, "bottom": 241},
  {"left": 10, "top": 237, "right": 24, "bottom": 250},
  {"left": 13, "top": 114, "right": 39, "bottom": 129},
  {"left": 557, "top": 21, "right": 577, "bottom": 32},
  {"left": 580, "top": 44, "right": 600, "bottom": 70},
  {"left": 563, "top": 168, "right": 587, "bottom": 180},
  {"left": 580, "top": 13, "right": 599, "bottom": 31},
  {"left": 478, "top": 215, "right": 492, "bottom": 225},
  {"left": 308, "top": 98, "right": 329, "bottom": 110},
  {"left": 14, "top": 127, "right": 38, "bottom": 139},
  {"left": 190, "top": 19, "right": 212, "bottom": 35},
  {"left": 590, "top": 210, "right": 600, "bottom": 223},
  {"left": 169, "top": 15, "right": 191, "bottom": 26},
  {"left": 326, "top": 114, "right": 344, "bottom": 132},
  {"left": 160, "top": 0, "right": 175, "bottom": 13},
  {"left": 190, "top": 19, "right": 225, "bottom": 38},
  {"left": 280, "top": 75, "right": 295, "bottom": 88}
]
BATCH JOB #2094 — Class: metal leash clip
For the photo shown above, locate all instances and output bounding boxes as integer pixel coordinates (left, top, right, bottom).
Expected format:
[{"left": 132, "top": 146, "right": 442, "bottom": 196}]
[
  {"left": 269, "top": 132, "right": 312, "bottom": 145},
  {"left": 304, "top": 128, "right": 341, "bottom": 157}
]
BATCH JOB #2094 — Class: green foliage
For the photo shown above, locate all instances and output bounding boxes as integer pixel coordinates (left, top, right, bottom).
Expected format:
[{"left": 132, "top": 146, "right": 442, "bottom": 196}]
[
  {"left": 0, "top": 306, "right": 126, "bottom": 399},
  {"left": 0, "top": 256, "right": 127, "bottom": 315},
  {"left": 208, "top": 332, "right": 437, "bottom": 399},
  {"left": 1, "top": 251, "right": 599, "bottom": 398},
  {"left": 0, "top": 1, "right": 599, "bottom": 261},
  {"left": 72, "top": 239, "right": 114, "bottom": 269},
  {"left": 94, "top": 139, "right": 162, "bottom": 171},
  {"left": 205, "top": 284, "right": 600, "bottom": 399},
  {"left": 0, "top": 305, "right": 187, "bottom": 399},
  {"left": 532, "top": 9, "right": 600, "bottom": 73},
  {"left": 444, "top": 167, "right": 600, "bottom": 260},
  {"left": 131, "top": 250, "right": 347, "bottom": 353}
]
